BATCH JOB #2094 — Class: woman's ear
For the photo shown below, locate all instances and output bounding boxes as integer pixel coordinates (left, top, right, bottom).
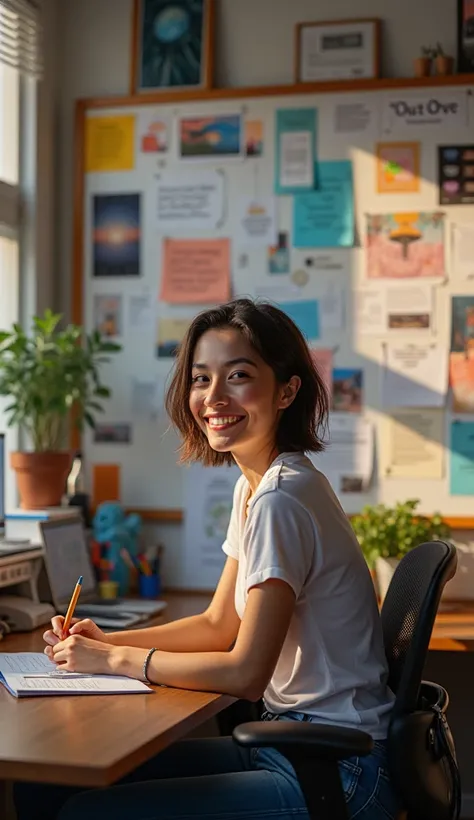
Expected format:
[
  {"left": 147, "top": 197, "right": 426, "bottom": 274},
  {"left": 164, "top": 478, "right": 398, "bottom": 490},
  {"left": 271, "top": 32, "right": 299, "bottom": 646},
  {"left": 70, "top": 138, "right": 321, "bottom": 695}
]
[{"left": 278, "top": 376, "right": 301, "bottom": 410}]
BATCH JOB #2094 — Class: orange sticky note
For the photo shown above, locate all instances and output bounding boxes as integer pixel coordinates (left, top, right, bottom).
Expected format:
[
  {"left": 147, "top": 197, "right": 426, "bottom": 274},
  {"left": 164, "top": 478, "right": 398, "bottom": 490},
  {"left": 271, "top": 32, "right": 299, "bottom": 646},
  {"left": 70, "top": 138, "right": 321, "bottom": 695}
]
[
  {"left": 92, "top": 464, "right": 121, "bottom": 508},
  {"left": 160, "top": 238, "right": 231, "bottom": 304}
]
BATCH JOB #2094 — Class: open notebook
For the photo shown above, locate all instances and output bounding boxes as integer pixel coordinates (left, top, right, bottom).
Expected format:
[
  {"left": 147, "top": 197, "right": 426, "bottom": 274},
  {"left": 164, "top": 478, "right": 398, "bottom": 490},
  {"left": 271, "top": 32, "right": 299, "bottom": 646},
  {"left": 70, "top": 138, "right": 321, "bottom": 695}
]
[{"left": 0, "top": 653, "right": 153, "bottom": 698}]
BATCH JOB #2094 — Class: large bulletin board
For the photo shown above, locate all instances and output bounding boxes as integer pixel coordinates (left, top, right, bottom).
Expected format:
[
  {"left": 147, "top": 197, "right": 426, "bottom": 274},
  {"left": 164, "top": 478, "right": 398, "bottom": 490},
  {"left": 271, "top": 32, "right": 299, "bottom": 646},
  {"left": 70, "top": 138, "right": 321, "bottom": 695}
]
[{"left": 73, "top": 75, "right": 474, "bottom": 529}]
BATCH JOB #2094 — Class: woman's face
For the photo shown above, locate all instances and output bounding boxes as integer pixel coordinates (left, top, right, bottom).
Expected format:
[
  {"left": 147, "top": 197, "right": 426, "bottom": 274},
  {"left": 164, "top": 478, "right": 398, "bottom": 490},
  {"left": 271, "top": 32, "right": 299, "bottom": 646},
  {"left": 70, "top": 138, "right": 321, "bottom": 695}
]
[{"left": 189, "top": 327, "right": 295, "bottom": 460}]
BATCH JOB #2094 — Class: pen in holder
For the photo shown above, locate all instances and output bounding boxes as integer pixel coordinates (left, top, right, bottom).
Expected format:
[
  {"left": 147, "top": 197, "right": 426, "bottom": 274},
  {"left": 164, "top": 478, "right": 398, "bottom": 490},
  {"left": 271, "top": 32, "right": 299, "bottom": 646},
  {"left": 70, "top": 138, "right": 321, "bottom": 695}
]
[
  {"left": 138, "top": 548, "right": 162, "bottom": 599},
  {"left": 98, "top": 553, "right": 118, "bottom": 600}
]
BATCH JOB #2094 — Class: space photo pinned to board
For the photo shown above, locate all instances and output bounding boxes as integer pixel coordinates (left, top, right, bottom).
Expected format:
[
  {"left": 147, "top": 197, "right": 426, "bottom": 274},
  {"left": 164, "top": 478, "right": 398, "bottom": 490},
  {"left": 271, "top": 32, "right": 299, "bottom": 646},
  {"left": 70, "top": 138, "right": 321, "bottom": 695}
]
[{"left": 92, "top": 194, "right": 141, "bottom": 278}]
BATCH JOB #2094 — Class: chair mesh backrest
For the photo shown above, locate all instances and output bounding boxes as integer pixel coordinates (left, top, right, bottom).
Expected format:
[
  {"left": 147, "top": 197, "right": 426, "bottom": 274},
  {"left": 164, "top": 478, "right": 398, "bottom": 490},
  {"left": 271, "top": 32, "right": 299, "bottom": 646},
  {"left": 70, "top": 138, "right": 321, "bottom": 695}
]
[{"left": 380, "top": 541, "right": 457, "bottom": 717}]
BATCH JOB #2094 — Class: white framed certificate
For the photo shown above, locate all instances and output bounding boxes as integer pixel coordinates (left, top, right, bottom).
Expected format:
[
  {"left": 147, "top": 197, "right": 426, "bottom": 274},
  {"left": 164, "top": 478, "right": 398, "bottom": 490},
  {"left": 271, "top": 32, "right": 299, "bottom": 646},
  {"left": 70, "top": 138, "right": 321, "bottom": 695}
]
[{"left": 295, "top": 18, "right": 381, "bottom": 82}]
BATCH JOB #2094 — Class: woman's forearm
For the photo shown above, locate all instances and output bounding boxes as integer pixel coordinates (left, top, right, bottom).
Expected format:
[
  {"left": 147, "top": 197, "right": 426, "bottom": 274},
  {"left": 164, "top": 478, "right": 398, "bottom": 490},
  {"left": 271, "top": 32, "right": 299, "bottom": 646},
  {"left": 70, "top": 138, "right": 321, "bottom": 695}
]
[
  {"left": 107, "top": 611, "right": 232, "bottom": 653},
  {"left": 111, "top": 645, "right": 256, "bottom": 701}
]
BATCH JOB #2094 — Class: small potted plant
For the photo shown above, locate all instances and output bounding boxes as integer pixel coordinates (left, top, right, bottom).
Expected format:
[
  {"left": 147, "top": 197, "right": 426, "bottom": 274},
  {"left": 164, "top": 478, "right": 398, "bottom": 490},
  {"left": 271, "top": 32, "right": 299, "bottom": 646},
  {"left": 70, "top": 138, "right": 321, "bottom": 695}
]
[
  {"left": 414, "top": 46, "right": 435, "bottom": 78},
  {"left": 434, "top": 43, "right": 455, "bottom": 76},
  {"left": 0, "top": 309, "right": 120, "bottom": 509},
  {"left": 351, "top": 499, "right": 451, "bottom": 600}
]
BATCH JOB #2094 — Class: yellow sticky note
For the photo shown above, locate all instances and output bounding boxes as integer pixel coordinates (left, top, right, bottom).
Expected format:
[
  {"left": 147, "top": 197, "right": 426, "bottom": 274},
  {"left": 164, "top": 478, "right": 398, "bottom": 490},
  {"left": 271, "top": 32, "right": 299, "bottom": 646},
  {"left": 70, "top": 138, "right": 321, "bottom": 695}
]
[{"left": 85, "top": 115, "right": 135, "bottom": 173}]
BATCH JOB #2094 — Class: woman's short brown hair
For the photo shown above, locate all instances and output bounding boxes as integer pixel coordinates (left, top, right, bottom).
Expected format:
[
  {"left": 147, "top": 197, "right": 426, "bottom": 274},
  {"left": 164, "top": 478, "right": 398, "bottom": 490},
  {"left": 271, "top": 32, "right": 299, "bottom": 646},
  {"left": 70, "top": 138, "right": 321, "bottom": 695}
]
[{"left": 165, "top": 298, "right": 329, "bottom": 466}]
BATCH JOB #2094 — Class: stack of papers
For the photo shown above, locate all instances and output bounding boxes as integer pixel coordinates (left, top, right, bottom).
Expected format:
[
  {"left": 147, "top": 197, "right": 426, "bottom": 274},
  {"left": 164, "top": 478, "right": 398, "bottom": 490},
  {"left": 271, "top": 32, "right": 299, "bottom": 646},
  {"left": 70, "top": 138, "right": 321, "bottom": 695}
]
[{"left": 0, "top": 653, "right": 153, "bottom": 698}]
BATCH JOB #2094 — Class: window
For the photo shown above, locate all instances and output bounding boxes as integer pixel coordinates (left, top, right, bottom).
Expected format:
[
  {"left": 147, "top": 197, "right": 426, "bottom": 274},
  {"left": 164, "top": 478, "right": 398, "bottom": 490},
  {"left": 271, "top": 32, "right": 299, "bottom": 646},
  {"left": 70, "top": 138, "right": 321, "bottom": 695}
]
[{"left": 0, "top": 0, "right": 42, "bottom": 511}]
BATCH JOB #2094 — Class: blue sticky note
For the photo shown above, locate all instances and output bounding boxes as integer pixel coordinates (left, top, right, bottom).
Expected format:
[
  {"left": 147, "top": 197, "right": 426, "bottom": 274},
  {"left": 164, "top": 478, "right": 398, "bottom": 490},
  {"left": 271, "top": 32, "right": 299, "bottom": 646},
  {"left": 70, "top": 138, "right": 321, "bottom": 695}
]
[
  {"left": 278, "top": 300, "right": 320, "bottom": 340},
  {"left": 450, "top": 421, "right": 474, "bottom": 495},
  {"left": 275, "top": 108, "right": 317, "bottom": 194},
  {"left": 293, "top": 160, "right": 354, "bottom": 248}
]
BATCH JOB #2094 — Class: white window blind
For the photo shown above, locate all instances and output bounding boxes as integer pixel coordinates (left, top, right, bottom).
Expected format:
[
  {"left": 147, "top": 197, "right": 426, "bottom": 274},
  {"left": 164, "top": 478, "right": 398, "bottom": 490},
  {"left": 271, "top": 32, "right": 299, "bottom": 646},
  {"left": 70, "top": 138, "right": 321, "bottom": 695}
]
[{"left": 0, "top": 0, "right": 42, "bottom": 78}]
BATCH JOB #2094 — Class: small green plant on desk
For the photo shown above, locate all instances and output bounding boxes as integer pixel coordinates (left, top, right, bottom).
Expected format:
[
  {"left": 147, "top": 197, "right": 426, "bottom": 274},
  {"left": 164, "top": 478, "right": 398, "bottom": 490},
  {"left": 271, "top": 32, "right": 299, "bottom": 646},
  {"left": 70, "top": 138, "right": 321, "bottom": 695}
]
[
  {"left": 0, "top": 308, "right": 121, "bottom": 509},
  {"left": 351, "top": 499, "right": 451, "bottom": 599}
]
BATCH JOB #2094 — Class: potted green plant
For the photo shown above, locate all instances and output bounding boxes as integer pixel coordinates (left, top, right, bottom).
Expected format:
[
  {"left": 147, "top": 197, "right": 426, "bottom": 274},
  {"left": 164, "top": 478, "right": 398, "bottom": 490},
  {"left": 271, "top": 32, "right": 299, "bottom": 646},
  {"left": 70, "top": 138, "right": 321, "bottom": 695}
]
[
  {"left": 434, "top": 43, "right": 455, "bottom": 76},
  {"left": 0, "top": 309, "right": 120, "bottom": 509},
  {"left": 414, "top": 46, "right": 435, "bottom": 78},
  {"left": 351, "top": 499, "right": 451, "bottom": 600}
]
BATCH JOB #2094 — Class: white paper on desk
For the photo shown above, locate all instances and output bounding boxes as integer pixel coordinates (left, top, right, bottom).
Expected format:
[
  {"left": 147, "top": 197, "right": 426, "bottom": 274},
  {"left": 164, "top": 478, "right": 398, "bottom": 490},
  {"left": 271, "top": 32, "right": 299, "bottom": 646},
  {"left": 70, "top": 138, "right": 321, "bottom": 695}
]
[
  {"left": 383, "top": 409, "right": 444, "bottom": 479},
  {"left": 453, "top": 224, "right": 474, "bottom": 280},
  {"left": 382, "top": 344, "right": 448, "bottom": 408},
  {"left": 182, "top": 464, "right": 240, "bottom": 590},
  {"left": 308, "top": 415, "right": 374, "bottom": 494},
  {"left": 0, "top": 653, "right": 152, "bottom": 697},
  {"left": 0, "top": 653, "right": 54, "bottom": 674}
]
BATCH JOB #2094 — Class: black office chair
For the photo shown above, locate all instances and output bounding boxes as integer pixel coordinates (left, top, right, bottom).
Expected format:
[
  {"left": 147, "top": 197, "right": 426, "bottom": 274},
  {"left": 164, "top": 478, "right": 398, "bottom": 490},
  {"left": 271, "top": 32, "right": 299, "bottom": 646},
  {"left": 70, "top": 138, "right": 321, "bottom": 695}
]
[{"left": 233, "top": 541, "right": 459, "bottom": 820}]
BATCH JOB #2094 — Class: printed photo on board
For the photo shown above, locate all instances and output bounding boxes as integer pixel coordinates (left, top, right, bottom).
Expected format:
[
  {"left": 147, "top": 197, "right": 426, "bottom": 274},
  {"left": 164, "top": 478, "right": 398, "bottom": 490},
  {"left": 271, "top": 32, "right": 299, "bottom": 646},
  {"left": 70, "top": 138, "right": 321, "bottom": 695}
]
[
  {"left": 244, "top": 120, "right": 264, "bottom": 156},
  {"left": 268, "top": 231, "right": 290, "bottom": 274},
  {"left": 156, "top": 317, "right": 191, "bottom": 357},
  {"left": 93, "top": 194, "right": 141, "bottom": 278},
  {"left": 93, "top": 295, "right": 123, "bottom": 338},
  {"left": 451, "top": 295, "right": 474, "bottom": 352},
  {"left": 438, "top": 145, "right": 474, "bottom": 205},
  {"left": 366, "top": 211, "right": 445, "bottom": 280},
  {"left": 179, "top": 114, "right": 242, "bottom": 158},
  {"left": 94, "top": 423, "right": 132, "bottom": 444},
  {"left": 332, "top": 368, "right": 363, "bottom": 413}
]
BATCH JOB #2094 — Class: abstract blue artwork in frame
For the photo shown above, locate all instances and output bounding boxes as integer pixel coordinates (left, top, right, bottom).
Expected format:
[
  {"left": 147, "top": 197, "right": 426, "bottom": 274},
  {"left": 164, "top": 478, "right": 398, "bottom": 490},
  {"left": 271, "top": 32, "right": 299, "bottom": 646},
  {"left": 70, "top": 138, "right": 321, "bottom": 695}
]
[{"left": 132, "top": 0, "right": 214, "bottom": 93}]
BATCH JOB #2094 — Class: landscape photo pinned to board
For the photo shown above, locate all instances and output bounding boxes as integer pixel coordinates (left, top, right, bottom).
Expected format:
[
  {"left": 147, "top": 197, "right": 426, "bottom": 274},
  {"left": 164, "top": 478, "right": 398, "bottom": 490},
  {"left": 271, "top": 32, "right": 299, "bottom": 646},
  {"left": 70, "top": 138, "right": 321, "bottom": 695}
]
[
  {"left": 93, "top": 294, "right": 123, "bottom": 338},
  {"left": 376, "top": 142, "right": 420, "bottom": 193},
  {"left": 132, "top": 0, "right": 214, "bottom": 93},
  {"left": 93, "top": 194, "right": 141, "bottom": 278},
  {"left": 179, "top": 114, "right": 242, "bottom": 158},
  {"left": 332, "top": 368, "right": 363, "bottom": 413},
  {"left": 156, "top": 317, "right": 191, "bottom": 357},
  {"left": 366, "top": 211, "right": 445, "bottom": 280}
]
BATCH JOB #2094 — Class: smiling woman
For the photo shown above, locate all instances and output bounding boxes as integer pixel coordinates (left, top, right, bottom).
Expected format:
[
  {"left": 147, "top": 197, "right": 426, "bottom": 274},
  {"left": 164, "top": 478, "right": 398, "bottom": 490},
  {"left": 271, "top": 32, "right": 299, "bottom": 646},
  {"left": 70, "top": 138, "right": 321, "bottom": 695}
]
[
  {"left": 18, "top": 298, "right": 402, "bottom": 820},
  {"left": 165, "top": 298, "right": 329, "bottom": 466}
]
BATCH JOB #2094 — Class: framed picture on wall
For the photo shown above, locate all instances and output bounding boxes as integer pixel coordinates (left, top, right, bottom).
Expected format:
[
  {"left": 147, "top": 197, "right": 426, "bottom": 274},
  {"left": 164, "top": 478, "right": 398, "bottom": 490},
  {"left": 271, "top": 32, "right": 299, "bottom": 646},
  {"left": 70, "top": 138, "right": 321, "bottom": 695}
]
[
  {"left": 457, "top": 0, "right": 474, "bottom": 73},
  {"left": 295, "top": 18, "right": 381, "bottom": 83},
  {"left": 130, "top": 0, "right": 215, "bottom": 95}
]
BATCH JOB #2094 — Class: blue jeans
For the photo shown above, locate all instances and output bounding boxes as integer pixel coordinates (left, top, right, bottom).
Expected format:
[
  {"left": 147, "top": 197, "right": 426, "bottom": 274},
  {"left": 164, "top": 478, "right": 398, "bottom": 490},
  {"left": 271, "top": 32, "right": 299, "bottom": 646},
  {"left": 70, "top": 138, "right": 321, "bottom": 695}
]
[{"left": 14, "top": 712, "right": 401, "bottom": 820}]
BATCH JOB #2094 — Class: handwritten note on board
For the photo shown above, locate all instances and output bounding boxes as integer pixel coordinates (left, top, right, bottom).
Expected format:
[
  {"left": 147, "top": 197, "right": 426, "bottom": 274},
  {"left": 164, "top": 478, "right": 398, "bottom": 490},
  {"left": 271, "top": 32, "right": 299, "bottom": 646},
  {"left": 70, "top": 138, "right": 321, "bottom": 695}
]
[{"left": 160, "top": 238, "right": 231, "bottom": 304}]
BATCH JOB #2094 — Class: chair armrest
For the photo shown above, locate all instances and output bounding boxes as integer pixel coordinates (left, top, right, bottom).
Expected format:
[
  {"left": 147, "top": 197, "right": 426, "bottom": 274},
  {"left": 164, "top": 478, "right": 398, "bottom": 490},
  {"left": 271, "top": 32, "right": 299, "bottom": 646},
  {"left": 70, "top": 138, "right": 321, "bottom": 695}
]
[
  {"left": 419, "top": 680, "right": 449, "bottom": 711},
  {"left": 233, "top": 720, "right": 373, "bottom": 762}
]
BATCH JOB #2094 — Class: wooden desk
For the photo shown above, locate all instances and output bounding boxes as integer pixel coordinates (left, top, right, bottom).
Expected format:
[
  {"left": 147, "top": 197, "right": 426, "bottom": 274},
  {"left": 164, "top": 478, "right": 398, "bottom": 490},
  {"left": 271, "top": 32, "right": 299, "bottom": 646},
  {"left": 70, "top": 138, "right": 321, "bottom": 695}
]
[
  {"left": 1, "top": 593, "right": 474, "bottom": 788},
  {"left": 430, "top": 601, "right": 474, "bottom": 652},
  {"left": 0, "top": 593, "right": 235, "bottom": 787}
]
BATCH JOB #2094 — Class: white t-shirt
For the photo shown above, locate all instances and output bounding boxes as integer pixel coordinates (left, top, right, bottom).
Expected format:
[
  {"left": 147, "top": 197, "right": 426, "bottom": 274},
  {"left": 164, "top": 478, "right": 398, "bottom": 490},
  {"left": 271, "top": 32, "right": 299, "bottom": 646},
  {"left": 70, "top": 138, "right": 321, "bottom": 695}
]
[{"left": 222, "top": 452, "right": 394, "bottom": 739}]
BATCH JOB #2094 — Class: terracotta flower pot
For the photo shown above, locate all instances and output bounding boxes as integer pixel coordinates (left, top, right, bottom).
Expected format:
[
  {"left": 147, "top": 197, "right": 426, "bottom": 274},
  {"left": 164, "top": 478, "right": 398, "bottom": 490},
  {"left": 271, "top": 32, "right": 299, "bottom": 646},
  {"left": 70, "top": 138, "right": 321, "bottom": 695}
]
[
  {"left": 435, "top": 55, "right": 454, "bottom": 76},
  {"left": 10, "top": 451, "right": 72, "bottom": 509},
  {"left": 414, "top": 57, "right": 432, "bottom": 77}
]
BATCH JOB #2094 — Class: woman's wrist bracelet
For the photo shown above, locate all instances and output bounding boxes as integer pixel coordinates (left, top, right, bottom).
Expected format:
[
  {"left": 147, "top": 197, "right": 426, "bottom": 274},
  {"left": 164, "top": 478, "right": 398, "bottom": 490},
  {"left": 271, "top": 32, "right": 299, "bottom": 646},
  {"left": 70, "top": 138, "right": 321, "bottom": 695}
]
[{"left": 142, "top": 647, "right": 157, "bottom": 683}]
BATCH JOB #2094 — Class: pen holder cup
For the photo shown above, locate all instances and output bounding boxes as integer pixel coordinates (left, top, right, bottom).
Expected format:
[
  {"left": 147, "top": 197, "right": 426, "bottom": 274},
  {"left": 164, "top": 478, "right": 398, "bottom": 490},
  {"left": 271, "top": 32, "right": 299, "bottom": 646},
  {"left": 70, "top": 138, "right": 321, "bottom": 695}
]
[
  {"left": 98, "top": 580, "right": 119, "bottom": 600},
  {"left": 139, "top": 573, "right": 161, "bottom": 599}
]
